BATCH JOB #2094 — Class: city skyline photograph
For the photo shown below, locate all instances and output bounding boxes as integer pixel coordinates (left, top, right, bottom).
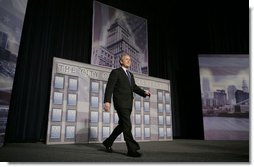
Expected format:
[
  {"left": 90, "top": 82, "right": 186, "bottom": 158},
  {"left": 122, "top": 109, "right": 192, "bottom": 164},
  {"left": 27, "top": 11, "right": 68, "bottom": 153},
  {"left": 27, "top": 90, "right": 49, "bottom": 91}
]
[
  {"left": 199, "top": 55, "right": 249, "bottom": 93},
  {"left": 198, "top": 54, "right": 249, "bottom": 140}
]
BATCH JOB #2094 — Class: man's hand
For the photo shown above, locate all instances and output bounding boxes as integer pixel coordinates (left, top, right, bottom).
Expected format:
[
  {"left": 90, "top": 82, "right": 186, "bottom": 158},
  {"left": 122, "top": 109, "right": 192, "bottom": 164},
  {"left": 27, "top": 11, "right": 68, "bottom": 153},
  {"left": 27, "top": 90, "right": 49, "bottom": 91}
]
[
  {"left": 145, "top": 90, "right": 151, "bottom": 97},
  {"left": 104, "top": 102, "right": 111, "bottom": 112}
]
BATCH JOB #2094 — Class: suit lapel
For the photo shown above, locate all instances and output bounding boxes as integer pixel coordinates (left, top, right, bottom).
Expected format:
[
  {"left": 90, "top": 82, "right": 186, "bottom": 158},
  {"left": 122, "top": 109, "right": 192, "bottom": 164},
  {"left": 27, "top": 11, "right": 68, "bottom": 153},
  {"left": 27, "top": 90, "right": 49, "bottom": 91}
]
[{"left": 119, "top": 67, "right": 132, "bottom": 88}]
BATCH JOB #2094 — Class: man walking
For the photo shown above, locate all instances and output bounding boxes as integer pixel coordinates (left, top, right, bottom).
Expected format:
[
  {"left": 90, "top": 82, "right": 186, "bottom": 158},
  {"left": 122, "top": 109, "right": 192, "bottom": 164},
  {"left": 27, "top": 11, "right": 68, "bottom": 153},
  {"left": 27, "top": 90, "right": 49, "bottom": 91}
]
[{"left": 103, "top": 53, "right": 150, "bottom": 157}]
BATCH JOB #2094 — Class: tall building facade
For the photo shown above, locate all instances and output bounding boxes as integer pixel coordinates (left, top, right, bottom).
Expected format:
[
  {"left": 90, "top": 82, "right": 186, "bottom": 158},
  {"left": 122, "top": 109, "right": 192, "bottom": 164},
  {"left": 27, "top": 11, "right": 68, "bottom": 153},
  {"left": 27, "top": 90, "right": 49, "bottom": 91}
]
[
  {"left": 0, "top": 31, "right": 8, "bottom": 49},
  {"left": 242, "top": 80, "right": 249, "bottom": 92},
  {"left": 92, "top": 19, "right": 143, "bottom": 74},
  {"left": 227, "top": 85, "right": 237, "bottom": 105},
  {"left": 92, "top": 47, "right": 114, "bottom": 67},
  {"left": 214, "top": 90, "right": 227, "bottom": 107},
  {"left": 106, "top": 19, "right": 141, "bottom": 73}
]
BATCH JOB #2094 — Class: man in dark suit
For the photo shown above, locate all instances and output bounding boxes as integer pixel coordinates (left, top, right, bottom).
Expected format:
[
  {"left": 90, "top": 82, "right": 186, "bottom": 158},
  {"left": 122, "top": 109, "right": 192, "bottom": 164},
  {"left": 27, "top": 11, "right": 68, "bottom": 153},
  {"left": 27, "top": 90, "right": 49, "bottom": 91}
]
[{"left": 103, "top": 53, "right": 150, "bottom": 157}]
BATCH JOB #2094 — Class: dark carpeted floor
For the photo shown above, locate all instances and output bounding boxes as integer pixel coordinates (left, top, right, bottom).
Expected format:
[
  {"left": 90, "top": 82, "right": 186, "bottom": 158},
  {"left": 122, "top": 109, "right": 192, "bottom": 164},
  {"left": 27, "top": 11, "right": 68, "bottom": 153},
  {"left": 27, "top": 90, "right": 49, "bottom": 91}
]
[{"left": 0, "top": 139, "right": 249, "bottom": 162}]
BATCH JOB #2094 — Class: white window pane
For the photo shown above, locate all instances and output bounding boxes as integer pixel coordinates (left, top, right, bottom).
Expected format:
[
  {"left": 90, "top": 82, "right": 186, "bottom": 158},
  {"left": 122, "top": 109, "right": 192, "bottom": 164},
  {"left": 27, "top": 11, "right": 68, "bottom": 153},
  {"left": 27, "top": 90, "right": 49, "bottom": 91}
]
[
  {"left": 135, "top": 101, "right": 141, "bottom": 111},
  {"left": 103, "top": 112, "right": 110, "bottom": 124},
  {"left": 103, "top": 83, "right": 107, "bottom": 92},
  {"left": 144, "top": 128, "right": 150, "bottom": 138},
  {"left": 53, "top": 92, "right": 63, "bottom": 104},
  {"left": 165, "top": 104, "right": 171, "bottom": 113},
  {"left": 102, "top": 127, "right": 110, "bottom": 138},
  {"left": 159, "top": 128, "right": 164, "bottom": 137},
  {"left": 69, "top": 78, "right": 78, "bottom": 91},
  {"left": 54, "top": 76, "right": 64, "bottom": 89},
  {"left": 68, "top": 94, "right": 77, "bottom": 106},
  {"left": 90, "top": 112, "right": 98, "bottom": 123},
  {"left": 144, "top": 102, "right": 150, "bottom": 112},
  {"left": 50, "top": 126, "right": 61, "bottom": 139},
  {"left": 167, "top": 128, "right": 172, "bottom": 137},
  {"left": 67, "top": 109, "right": 76, "bottom": 122},
  {"left": 135, "top": 114, "right": 141, "bottom": 124},
  {"left": 135, "top": 127, "right": 141, "bottom": 138},
  {"left": 52, "top": 109, "right": 62, "bottom": 122},
  {"left": 91, "top": 96, "right": 99, "bottom": 108},
  {"left": 90, "top": 127, "right": 98, "bottom": 139},
  {"left": 158, "top": 91, "right": 163, "bottom": 101},
  {"left": 165, "top": 93, "right": 170, "bottom": 102},
  {"left": 166, "top": 116, "right": 171, "bottom": 125},
  {"left": 144, "top": 115, "right": 150, "bottom": 124},
  {"left": 66, "top": 126, "right": 75, "bottom": 139},
  {"left": 91, "top": 82, "right": 99, "bottom": 93},
  {"left": 158, "top": 116, "right": 164, "bottom": 125},
  {"left": 158, "top": 103, "right": 163, "bottom": 112}
]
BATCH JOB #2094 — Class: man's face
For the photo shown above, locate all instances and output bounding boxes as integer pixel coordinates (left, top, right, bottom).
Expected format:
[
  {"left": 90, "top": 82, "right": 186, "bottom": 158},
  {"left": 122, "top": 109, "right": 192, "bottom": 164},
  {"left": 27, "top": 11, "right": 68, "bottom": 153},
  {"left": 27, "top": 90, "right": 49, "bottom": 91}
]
[{"left": 120, "top": 55, "right": 131, "bottom": 68}]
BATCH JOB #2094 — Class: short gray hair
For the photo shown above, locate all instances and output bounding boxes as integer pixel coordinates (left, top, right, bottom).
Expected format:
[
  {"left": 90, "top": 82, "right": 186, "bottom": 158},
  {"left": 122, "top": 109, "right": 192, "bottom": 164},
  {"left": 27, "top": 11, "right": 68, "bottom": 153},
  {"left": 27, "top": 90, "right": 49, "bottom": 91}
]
[{"left": 119, "top": 53, "right": 130, "bottom": 65}]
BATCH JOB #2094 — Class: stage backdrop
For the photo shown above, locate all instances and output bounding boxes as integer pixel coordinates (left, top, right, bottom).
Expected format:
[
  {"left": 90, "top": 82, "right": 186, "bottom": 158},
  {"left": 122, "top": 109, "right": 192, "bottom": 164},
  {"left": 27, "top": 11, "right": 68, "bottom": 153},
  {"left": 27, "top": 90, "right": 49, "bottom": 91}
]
[
  {"left": 46, "top": 57, "right": 172, "bottom": 144},
  {"left": 91, "top": 0, "right": 149, "bottom": 75},
  {"left": 0, "top": 0, "right": 28, "bottom": 146},
  {"left": 198, "top": 54, "right": 249, "bottom": 140}
]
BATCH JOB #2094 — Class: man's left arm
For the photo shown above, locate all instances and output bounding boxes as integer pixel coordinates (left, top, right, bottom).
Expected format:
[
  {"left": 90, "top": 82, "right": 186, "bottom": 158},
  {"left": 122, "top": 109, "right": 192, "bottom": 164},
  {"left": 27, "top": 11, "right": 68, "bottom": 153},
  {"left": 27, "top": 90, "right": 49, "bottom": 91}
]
[{"left": 132, "top": 74, "right": 150, "bottom": 97}]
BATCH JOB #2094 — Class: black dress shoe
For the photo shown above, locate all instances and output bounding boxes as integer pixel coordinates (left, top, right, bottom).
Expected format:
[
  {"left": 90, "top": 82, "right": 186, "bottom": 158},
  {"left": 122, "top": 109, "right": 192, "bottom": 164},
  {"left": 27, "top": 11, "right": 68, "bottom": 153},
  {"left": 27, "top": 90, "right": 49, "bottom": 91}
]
[
  {"left": 102, "top": 141, "right": 113, "bottom": 153},
  {"left": 127, "top": 151, "right": 142, "bottom": 157}
]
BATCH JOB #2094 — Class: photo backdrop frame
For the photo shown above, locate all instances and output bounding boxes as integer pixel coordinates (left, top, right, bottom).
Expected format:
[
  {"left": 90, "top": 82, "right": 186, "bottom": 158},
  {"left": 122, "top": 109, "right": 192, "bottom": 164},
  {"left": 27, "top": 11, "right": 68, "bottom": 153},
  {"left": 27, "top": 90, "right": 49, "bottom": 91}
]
[{"left": 91, "top": 0, "right": 149, "bottom": 75}]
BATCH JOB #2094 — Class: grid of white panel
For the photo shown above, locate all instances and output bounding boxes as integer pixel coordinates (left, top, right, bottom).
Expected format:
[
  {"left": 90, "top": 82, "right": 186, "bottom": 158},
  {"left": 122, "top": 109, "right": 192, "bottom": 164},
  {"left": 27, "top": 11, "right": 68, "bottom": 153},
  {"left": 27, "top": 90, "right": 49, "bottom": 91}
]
[
  {"left": 47, "top": 70, "right": 173, "bottom": 144},
  {"left": 49, "top": 75, "right": 78, "bottom": 143}
]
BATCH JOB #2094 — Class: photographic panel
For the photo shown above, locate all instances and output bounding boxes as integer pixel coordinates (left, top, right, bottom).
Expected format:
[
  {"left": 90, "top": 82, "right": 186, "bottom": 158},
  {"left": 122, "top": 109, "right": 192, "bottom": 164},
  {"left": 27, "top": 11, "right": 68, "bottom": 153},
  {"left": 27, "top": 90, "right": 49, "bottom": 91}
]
[
  {"left": 54, "top": 76, "right": 64, "bottom": 89},
  {"left": 69, "top": 78, "right": 78, "bottom": 91},
  {"left": 51, "top": 108, "right": 62, "bottom": 122}
]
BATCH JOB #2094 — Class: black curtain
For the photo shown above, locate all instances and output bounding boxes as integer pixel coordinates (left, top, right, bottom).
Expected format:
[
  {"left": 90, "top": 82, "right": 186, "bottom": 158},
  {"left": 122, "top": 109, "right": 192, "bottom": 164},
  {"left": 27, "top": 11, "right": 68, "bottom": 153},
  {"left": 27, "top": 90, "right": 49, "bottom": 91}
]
[
  {"left": 5, "top": 0, "right": 249, "bottom": 142},
  {"left": 5, "top": 0, "right": 93, "bottom": 142}
]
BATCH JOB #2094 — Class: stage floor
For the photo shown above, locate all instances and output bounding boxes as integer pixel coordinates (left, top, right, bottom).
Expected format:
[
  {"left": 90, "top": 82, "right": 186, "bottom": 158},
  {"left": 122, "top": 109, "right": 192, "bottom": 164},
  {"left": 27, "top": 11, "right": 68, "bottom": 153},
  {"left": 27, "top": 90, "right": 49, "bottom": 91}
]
[{"left": 0, "top": 139, "right": 249, "bottom": 162}]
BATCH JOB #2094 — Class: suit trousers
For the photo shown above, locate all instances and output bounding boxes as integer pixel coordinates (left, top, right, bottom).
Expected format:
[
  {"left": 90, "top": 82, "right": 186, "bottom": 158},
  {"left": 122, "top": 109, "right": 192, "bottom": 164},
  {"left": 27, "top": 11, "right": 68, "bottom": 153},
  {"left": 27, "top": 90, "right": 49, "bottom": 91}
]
[{"left": 105, "top": 108, "right": 140, "bottom": 152}]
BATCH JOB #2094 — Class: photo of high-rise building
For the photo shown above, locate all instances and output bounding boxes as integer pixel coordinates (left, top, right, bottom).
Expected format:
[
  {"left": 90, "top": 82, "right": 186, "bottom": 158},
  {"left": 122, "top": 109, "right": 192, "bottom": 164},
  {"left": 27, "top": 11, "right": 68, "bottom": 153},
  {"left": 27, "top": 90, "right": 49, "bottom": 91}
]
[{"left": 91, "top": 1, "right": 148, "bottom": 75}]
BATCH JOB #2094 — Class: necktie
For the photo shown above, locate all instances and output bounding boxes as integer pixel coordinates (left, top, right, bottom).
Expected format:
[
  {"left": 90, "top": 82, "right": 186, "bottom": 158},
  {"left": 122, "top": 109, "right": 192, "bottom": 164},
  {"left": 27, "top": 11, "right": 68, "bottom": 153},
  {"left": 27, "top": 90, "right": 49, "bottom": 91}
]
[{"left": 126, "top": 70, "right": 131, "bottom": 85}]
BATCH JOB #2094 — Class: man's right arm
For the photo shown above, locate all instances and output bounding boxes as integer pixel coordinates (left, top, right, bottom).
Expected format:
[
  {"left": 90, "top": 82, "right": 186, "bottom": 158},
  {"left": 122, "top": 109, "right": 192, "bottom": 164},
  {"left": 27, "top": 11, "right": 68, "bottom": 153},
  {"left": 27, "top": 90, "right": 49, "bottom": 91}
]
[{"left": 104, "top": 70, "right": 118, "bottom": 111}]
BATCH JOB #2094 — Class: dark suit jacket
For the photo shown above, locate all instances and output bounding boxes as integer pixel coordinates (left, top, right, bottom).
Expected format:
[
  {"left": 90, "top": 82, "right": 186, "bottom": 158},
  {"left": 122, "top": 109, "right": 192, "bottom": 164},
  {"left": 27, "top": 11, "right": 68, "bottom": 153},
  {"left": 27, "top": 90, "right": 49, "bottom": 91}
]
[{"left": 104, "top": 67, "right": 146, "bottom": 110}]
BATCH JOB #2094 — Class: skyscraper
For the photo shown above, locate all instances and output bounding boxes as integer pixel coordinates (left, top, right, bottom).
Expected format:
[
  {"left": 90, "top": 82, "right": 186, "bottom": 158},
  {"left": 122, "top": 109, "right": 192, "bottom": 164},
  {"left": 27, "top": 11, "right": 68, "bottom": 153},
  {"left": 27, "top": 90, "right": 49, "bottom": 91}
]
[
  {"left": 0, "top": 31, "right": 8, "bottom": 49},
  {"left": 227, "top": 85, "right": 237, "bottom": 105},
  {"left": 242, "top": 80, "right": 249, "bottom": 92},
  {"left": 106, "top": 19, "right": 141, "bottom": 73},
  {"left": 214, "top": 90, "right": 227, "bottom": 107},
  {"left": 202, "top": 77, "right": 211, "bottom": 98}
]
